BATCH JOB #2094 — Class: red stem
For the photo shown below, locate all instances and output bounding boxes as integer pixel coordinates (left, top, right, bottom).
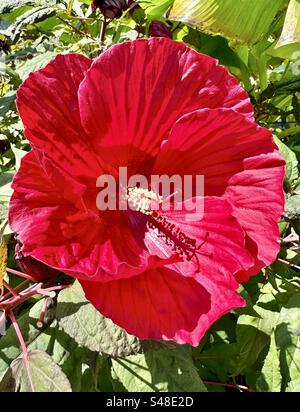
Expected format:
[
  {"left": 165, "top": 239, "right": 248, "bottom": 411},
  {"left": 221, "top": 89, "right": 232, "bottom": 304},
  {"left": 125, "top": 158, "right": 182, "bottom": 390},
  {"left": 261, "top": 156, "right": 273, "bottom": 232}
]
[
  {"left": 204, "top": 380, "right": 249, "bottom": 392},
  {"left": 6, "top": 267, "right": 35, "bottom": 281},
  {"left": 0, "top": 279, "right": 31, "bottom": 303},
  {"left": 8, "top": 310, "right": 28, "bottom": 359},
  {"left": 37, "top": 297, "right": 49, "bottom": 328},
  {"left": 2, "top": 280, "right": 18, "bottom": 297}
]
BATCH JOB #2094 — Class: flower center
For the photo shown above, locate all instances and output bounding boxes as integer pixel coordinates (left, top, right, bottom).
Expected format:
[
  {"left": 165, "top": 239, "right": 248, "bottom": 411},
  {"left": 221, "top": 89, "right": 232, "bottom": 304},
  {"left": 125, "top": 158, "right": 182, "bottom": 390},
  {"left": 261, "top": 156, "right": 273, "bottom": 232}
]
[{"left": 126, "top": 186, "right": 163, "bottom": 214}]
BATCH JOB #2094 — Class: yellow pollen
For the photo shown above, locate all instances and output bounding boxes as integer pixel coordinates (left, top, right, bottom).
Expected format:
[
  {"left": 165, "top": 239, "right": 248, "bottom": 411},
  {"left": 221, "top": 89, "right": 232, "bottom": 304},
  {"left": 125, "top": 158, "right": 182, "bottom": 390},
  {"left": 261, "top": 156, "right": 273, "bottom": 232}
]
[{"left": 126, "top": 187, "right": 163, "bottom": 214}]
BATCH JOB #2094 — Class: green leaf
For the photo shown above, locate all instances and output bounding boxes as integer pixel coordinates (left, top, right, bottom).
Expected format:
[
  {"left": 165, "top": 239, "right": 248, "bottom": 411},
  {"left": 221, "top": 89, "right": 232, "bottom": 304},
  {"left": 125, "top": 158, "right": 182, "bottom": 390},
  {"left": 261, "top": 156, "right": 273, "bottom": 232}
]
[
  {"left": 261, "top": 76, "right": 300, "bottom": 100},
  {"left": 284, "top": 195, "right": 300, "bottom": 235},
  {"left": 3, "top": 350, "right": 71, "bottom": 392},
  {"left": 16, "top": 51, "right": 56, "bottom": 80},
  {"left": 197, "top": 343, "right": 239, "bottom": 382},
  {"left": 11, "top": 6, "right": 58, "bottom": 42},
  {"left": 271, "top": 0, "right": 300, "bottom": 59},
  {"left": 168, "top": 0, "right": 287, "bottom": 45},
  {"left": 56, "top": 281, "right": 142, "bottom": 357},
  {"left": 112, "top": 346, "right": 207, "bottom": 392},
  {"left": 275, "top": 292, "right": 300, "bottom": 391},
  {"left": 139, "top": 0, "right": 173, "bottom": 19},
  {"left": 256, "top": 332, "right": 282, "bottom": 392},
  {"left": 274, "top": 136, "right": 299, "bottom": 190},
  {"left": 235, "top": 284, "right": 280, "bottom": 375},
  {"left": 0, "top": 0, "right": 35, "bottom": 14},
  {"left": 0, "top": 91, "right": 16, "bottom": 119}
]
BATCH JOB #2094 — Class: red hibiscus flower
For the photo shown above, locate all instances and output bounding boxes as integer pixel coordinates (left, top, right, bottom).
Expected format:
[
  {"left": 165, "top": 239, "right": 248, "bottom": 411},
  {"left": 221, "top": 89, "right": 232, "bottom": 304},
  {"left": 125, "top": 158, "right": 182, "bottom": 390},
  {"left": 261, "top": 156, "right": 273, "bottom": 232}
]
[{"left": 9, "top": 38, "right": 285, "bottom": 346}]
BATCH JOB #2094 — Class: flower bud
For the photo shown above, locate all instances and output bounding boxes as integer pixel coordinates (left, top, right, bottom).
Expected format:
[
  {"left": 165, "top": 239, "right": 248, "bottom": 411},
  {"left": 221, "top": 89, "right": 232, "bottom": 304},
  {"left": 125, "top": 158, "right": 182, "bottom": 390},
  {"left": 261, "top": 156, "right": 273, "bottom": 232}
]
[
  {"left": 149, "top": 21, "right": 172, "bottom": 39},
  {"left": 15, "top": 242, "right": 60, "bottom": 282},
  {"left": 127, "top": 0, "right": 140, "bottom": 14},
  {"left": 92, "top": 0, "right": 128, "bottom": 19}
]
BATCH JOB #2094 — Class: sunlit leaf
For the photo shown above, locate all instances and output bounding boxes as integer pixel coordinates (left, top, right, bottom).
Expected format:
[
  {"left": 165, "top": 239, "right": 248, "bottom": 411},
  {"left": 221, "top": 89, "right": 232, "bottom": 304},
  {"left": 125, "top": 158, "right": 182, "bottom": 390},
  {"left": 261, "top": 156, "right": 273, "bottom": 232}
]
[
  {"left": 0, "top": 0, "right": 35, "bottom": 14},
  {"left": 256, "top": 332, "right": 282, "bottom": 392},
  {"left": 56, "top": 281, "right": 142, "bottom": 357},
  {"left": 275, "top": 292, "right": 300, "bottom": 391},
  {"left": 139, "top": 0, "right": 173, "bottom": 19},
  {"left": 2, "top": 350, "right": 72, "bottom": 392},
  {"left": 112, "top": 346, "right": 207, "bottom": 392},
  {"left": 272, "top": 0, "right": 300, "bottom": 59},
  {"left": 168, "top": 0, "right": 287, "bottom": 45},
  {"left": 235, "top": 284, "right": 280, "bottom": 375},
  {"left": 16, "top": 51, "right": 56, "bottom": 80},
  {"left": 11, "top": 6, "right": 58, "bottom": 42},
  {"left": 284, "top": 195, "right": 300, "bottom": 235},
  {"left": 0, "top": 91, "right": 16, "bottom": 119},
  {"left": 274, "top": 136, "right": 299, "bottom": 191}
]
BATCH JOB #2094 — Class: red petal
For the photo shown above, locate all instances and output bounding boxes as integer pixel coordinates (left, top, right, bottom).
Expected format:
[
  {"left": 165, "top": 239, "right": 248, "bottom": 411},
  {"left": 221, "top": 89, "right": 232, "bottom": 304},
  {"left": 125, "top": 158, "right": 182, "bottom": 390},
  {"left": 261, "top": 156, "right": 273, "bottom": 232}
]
[
  {"left": 78, "top": 38, "right": 253, "bottom": 173},
  {"left": 9, "top": 152, "right": 169, "bottom": 281},
  {"left": 224, "top": 153, "right": 285, "bottom": 282},
  {"left": 152, "top": 108, "right": 285, "bottom": 276},
  {"left": 16, "top": 53, "right": 108, "bottom": 207},
  {"left": 80, "top": 266, "right": 245, "bottom": 346}
]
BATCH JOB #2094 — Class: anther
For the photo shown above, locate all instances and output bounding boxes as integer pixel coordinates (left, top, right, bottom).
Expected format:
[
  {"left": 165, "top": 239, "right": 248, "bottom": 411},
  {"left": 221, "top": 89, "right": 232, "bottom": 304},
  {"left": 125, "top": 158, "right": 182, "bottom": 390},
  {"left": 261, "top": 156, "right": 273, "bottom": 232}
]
[{"left": 147, "top": 213, "right": 212, "bottom": 273}]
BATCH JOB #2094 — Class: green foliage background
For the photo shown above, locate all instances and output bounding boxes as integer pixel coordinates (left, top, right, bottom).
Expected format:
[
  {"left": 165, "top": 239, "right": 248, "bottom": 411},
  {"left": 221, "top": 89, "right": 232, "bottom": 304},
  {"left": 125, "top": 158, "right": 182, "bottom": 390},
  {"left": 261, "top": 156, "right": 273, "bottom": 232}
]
[{"left": 0, "top": 0, "right": 300, "bottom": 392}]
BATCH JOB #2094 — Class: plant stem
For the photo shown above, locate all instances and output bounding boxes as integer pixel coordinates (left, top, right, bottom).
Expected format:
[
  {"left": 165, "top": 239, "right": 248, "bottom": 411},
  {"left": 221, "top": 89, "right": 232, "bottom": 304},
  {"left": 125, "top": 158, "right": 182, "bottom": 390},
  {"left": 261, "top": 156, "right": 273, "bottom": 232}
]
[
  {"left": 99, "top": 16, "right": 107, "bottom": 50},
  {"left": 67, "top": 15, "right": 98, "bottom": 21},
  {"left": 203, "top": 380, "right": 249, "bottom": 392},
  {"left": 257, "top": 55, "right": 269, "bottom": 92},
  {"left": 278, "top": 126, "right": 300, "bottom": 139},
  {"left": 6, "top": 267, "right": 35, "bottom": 281},
  {"left": 0, "top": 279, "right": 30, "bottom": 303},
  {"left": 2, "top": 280, "right": 18, "bottom": 297},
  {"left": 8, "top": 310, "right": 28, "bottom": 359},
  {"left": 57, "top": 16, "right": 95, "bottom": 40},
  {"left": 36, "top": 297, "right": 49, "bottom": 328},
  {"left": 277, "top": 258, "right": 300, "bottom": 271}
]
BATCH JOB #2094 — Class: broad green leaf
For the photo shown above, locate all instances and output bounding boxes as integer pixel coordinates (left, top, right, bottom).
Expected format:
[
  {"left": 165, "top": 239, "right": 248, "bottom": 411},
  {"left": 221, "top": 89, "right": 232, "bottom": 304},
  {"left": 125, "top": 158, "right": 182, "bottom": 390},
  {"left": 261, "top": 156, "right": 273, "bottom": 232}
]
[
  {"left": 256, "top": 332, "right": 282, "bottom": 392},
  {"left": 272, "top": 0, "right": 300, "bottom": 59},
  {"left": 11, "top": 6, "right": 58, "bottom": 42},
  {"left": 0, "top": 305, "right": 105, "bottom": 392},
  {"left": 139, "top": 0, "right": 173, "bottom": 19},
  {"left": 16, "top": 51, "right": 56, "bottom": 80},
  {"left": 56, "top": 281, "right": 142, "bottom": 357},
  {"left": 112, "top": 346, "right": 207, "bottom": 392},
  {"left": 235, "top": 284, "right": 280, "bottom": 375},
  {"left": 4, "top": 350, "right": 71, "bottom": 392},
  {"left": 168, "top": 0, "right": 287, "bottom": 45},
  {"left": 275, "top": 292, "right": 300, "bottom": 392},
  {"left": 0, "top": 0, "right": 35, "bottom": 14},
  {"left": 197, "top": 343, "right": 239, "bottom": 382}
]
